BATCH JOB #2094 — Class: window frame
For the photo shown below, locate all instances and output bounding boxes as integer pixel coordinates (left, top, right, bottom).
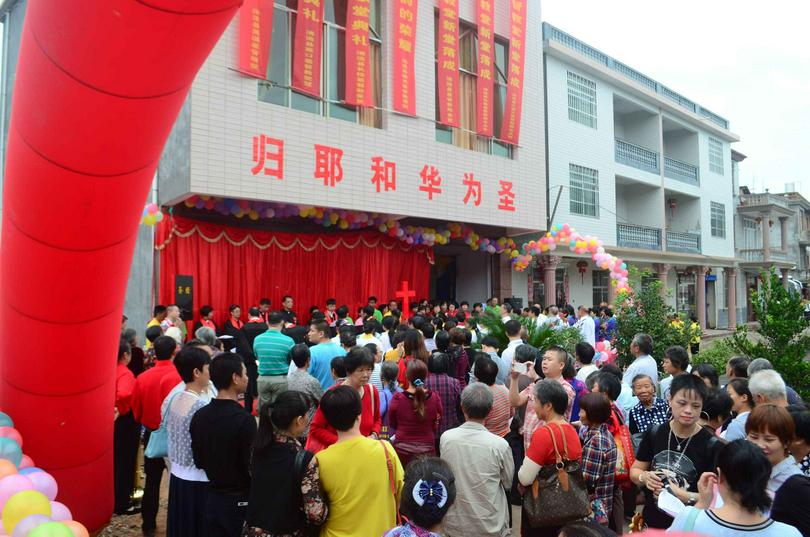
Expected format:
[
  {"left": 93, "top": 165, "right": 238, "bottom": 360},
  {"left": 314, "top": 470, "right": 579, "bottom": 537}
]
[
  {"left": 569, "top": 163, "right": 599, "bottom": 218},
  {"left": 592, "top": 270, "right": 609, "bottom": 306},
  {"left": 710, "top": 201, "right": 726, "bottom": 238},
  {"left": 567, "top": 71, "right": 597, "bottom": 129},
  {"left": 708, "top": 137, "right": 724, "bottom": 175}
]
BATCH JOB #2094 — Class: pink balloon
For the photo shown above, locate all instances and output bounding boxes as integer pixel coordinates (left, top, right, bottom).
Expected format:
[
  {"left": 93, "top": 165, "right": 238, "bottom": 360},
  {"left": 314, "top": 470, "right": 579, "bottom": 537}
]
[
  {"left": 49, "top": 501, "right": 71, "bottom": 522},
  {"left": 18, "top": 455, "right": 34, "bottom": 469},
  {"left": 0, "top": 474, "right": 34, "bottom": 509},
  {"left": 28, "top": 472, "right": 57, "bottom": 501},
  {"left": 0, "top": 428, "right": 22, "bottom": 450}
]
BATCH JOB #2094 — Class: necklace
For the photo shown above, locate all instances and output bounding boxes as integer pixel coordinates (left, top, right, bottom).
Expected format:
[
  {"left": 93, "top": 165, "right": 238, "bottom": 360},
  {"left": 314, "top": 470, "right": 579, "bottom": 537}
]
[{"left": 666, "top": 421, "right": 698, "bottom": 480}]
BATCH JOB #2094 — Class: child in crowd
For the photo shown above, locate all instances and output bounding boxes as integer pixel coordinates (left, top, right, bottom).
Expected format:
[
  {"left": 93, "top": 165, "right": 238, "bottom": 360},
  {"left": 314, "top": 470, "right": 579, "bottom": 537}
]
[{"left": 383, "top": 457, "right": 456, "bottom": 537}]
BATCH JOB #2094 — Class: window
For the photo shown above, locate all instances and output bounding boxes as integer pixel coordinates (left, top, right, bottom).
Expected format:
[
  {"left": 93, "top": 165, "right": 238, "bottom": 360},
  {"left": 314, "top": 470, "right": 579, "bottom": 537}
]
[
  {"left": 435, "top": 18, "right": 512, "bottom": 157},
  {"left": 567, "top": 71, "right": 597, "bottom": 128},
  {"left": 592, "top": 270, "right": 609, "bottom": 306},
  {"left": 569, "top": 164, "right": 599, "bottom": 217},
  {"left": 711, "top": 201, "right": 725, "bottom": 238},
  {"left": 708, "top": 137, "right": 724, "bottom": 174},
  {"left": 258, "top": 0, "right": 382, "bottom": 128}
]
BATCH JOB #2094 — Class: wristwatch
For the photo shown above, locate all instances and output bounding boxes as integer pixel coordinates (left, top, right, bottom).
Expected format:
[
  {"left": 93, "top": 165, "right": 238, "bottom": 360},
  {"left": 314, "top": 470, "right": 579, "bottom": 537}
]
[{"left": 687, "top": 492, "right": 697, "bottom": 505}]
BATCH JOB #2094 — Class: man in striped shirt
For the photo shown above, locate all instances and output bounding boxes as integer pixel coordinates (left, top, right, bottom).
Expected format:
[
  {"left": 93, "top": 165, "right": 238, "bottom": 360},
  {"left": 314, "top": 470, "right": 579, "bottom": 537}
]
[{"left": 253, "top": 311, "right": 294, "bottom": 412}]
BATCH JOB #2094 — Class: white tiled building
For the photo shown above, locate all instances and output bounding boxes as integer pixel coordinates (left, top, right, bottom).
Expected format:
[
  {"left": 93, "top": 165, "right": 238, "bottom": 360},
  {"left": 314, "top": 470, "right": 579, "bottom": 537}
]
[{"left": 535, "top": 23, "right": 740, "bottom": 329}]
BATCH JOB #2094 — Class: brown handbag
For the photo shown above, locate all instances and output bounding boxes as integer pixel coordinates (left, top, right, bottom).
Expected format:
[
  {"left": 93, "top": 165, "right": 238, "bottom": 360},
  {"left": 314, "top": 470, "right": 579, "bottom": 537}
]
[{"left": 522, "top": 423, "right": 592, "bottom": 528}]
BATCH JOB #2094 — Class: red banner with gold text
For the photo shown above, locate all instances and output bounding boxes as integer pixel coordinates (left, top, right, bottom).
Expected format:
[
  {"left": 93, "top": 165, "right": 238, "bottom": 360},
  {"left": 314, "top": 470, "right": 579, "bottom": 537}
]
[
  {"left": 238, "top": 0, "right": 274, "bottom": 78},
  {"left": 392, "top": 0, "right": 418, "bottom": 116},
  {"left": 346, "top": 0, "right": 373, "bottom": 107},
  {"left": 292, "top": 0, "right": 324, "bottom": 97},
  {"left": 437, "top": 0, "right": 459, "bottom": 127},
  {"left": 500, "top": 0, "right": 527, "bottom": 144},
  {"left": 476, "top": 0, "right": 495, "bottom": 136}
]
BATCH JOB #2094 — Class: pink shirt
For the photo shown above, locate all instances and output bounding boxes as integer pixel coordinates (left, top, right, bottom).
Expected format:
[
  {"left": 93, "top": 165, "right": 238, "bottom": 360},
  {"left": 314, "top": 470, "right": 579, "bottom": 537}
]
[{"left": 520, "top": 376, "right": 575, "bottom": 450}]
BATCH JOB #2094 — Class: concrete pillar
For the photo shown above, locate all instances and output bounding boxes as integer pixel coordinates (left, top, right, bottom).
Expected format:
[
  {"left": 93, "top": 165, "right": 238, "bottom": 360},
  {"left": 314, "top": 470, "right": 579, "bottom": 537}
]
[
  {"left": 696, "top": 266, "right": 708, "bottom": 330},
  {"left": 761, "top": 213, "right": 771, "bottom": 261},
  {"left": 779, "top": 217, "right": 788, "bottom": 251},
  {"left": 543, "top": 256, "right": 561, "bottom": 307},
  {"left": 724, "top": 267, "right": 737, "bottom": 329},
  {"left": 654, "top": 263, "right": 671, "bottom": 297},
  {"left": 782, "top": 268, "right": 790, "bottom": 290}
]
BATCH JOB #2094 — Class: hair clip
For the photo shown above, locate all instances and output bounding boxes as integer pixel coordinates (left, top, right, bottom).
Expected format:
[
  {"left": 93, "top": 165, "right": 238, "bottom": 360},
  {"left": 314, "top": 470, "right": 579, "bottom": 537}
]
[
  {"left": 413, "top": 379, "right": 425, "bottom": 388},
  {"left": 412, "top": 479, "right": 448, "bottom": 508}
]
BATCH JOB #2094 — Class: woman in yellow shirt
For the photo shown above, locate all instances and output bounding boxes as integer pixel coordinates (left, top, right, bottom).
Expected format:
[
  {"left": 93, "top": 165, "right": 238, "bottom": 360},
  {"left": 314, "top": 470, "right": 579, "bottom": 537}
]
[{"left": 316, "top": 385, "right": 404, "bottom": 537}]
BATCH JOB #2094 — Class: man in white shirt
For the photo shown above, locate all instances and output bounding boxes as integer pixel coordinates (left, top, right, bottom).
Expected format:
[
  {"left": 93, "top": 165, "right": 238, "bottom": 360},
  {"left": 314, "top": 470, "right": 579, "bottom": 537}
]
[
  {"left": 574, "top": 341, "right": 598, "bottom": 382},
  {"left": 441, "top": 384, "right": 513, "bottom": 537},
  {"left": 574, "top": 305, "right": 596, "bottom": 347},
  {"left": 622, "top": 333, "right": 659, "bottom": 387},
  {"left": 500, "top": 302, "right": 513, "bottom": 323},
  {"left": 500, "top": 320, "right": 523, "bottom": 365}
]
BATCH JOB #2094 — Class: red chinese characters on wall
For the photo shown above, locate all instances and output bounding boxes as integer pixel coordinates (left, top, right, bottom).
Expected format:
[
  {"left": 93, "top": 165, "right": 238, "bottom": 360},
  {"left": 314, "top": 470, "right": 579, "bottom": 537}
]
[
  {"left": 371, "top": 157, "right": 397, "bottom": 192},
  {"left": 251, "top": 134, "right": 284, "bottom": 178},
  {"left": 314, "top": 144, "right": 344, "bottom": 187},
  {"left": 419, "top": 165, "right": 443, "bottom": 200},
  {"left": 463, "top": 173, "right": 482, "bottom": 206},
  {"left": 498, "top": 180, "right": 516, "bottom": 211}
]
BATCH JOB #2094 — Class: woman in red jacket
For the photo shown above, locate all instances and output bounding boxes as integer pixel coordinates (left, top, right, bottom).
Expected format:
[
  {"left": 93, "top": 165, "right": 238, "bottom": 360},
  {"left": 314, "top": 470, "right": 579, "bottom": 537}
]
[
  {"left": 307, "top": 346, "right": 381, "bottom": 452},
  {"left": 397, "top": 329, "right": 431, "bottom": 389}
]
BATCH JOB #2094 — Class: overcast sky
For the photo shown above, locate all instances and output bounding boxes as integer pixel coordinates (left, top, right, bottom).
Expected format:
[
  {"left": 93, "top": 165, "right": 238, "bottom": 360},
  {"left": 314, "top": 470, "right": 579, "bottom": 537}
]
[{"left": 542, "top": 0, "right": 810, "bottom": 197}]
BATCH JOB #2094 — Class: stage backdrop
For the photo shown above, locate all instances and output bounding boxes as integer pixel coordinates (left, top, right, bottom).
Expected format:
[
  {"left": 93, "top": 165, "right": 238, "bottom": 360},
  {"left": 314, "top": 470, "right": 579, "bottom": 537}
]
[{"left": 157, "top": 216, "right": 432, "bottom": 325}]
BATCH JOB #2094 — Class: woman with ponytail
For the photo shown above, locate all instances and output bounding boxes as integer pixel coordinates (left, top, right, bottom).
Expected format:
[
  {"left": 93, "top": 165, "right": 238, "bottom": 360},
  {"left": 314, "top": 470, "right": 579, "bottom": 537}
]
[
  {"left": 243, "top": 390, "right": 327, "bottom": 536},
  {"left": 389, "top": 359, "right": 443, "bottom": 468},
  {"left": 384, "top": 457, "right": 456, "bottom": 537},
  {"left": 669, "top": 439, "right": 801, "bottom": 536}
]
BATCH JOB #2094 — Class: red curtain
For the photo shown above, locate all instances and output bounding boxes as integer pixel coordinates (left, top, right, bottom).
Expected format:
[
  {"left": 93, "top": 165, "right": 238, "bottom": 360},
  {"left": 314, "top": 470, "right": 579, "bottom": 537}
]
[{"left": 157, "top": 216, "right": 432, "bottom": 325}]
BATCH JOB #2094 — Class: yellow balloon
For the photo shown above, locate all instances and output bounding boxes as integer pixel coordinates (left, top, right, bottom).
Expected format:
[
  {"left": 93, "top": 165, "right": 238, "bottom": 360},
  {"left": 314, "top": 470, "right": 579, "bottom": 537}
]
[{"left": 2, "top": 490, "right": 51, "bottom": 534}]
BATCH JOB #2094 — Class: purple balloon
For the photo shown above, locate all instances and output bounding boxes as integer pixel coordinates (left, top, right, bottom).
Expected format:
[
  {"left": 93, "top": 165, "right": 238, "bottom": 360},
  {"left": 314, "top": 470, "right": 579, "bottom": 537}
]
[
  {"left": 27, "top": 472, "right": 58, "bottom": 501},
  {"left": 0, "top": 474, "right": 34, "bottom": 509},
  {"left": 48, "top": 501, "right": 71, "bottom": 522},
  {"left": 11, "top": 514, "right": 50, "bottom": 537},
  {"left": 19, "top": 468, "right": 44, "bottom": 476}
]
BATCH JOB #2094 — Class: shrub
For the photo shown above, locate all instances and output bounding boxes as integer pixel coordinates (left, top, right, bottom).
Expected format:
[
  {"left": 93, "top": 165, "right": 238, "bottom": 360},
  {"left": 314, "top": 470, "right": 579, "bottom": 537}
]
[
  {"left": 474, "top": 308, "right": 582, "bottom": 355},
  {"left": 691, "top": 338, "right": 736, "bottom": 374}
]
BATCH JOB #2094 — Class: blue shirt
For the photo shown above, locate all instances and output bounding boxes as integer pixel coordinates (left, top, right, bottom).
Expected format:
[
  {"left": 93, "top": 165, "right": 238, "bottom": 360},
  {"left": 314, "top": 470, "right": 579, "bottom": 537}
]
[
  {"left": 309, "top": 342, "right": 345, "bottom": 390},
  {"left": 723, "top": 410, "right": 750, "bottom": 441}
]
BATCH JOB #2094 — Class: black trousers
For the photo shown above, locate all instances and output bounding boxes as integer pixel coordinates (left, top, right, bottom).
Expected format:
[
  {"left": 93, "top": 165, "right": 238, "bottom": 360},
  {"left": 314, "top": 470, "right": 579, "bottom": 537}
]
[
  {"left": 167, "top": 474, "right": 209, "bottom": 537},
  {"left": 142, "top": 429, "right": 166, "bottom": 531},
  {"left": 244, "top": 360, "right": 258, "bottom": 414},
  {"left": 206, "top": 490, "right": 248, "bottom": 537},
  {"left": 113, "top": 412, "right": 140, "bottom": 513}
]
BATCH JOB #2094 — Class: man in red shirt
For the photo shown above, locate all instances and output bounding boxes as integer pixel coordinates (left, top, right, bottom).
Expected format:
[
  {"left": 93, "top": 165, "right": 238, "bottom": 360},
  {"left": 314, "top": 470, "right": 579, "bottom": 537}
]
[{"left": 131, "top": 335, "right": 180, "bottom": 536}]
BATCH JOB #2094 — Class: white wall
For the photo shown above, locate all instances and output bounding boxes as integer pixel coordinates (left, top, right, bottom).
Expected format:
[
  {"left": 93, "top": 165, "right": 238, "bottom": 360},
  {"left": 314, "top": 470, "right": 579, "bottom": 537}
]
[
  {"left": 454, "top": 248, "right": 490, "bottom": 304},
  {"left": 697, "top": 132, "right": 735, "bottom": 258},
  {"left": 617, "top": 184, "right": 660, "bottom": 227},
  {"left": 664, "top": 130, "right": 698, "bottom": 163}
]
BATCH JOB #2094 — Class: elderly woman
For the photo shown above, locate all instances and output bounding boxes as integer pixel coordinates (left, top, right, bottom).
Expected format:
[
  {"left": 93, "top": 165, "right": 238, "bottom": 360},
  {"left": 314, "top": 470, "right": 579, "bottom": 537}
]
[
  {"left": 307, "top": 347, "right": 381, "bottom": 452},
  {"left": 518, "top": 379, "right": 583, "bottom": 537},
  {"left": 389, "top": 359, "right": 443, "bottom": 468}
]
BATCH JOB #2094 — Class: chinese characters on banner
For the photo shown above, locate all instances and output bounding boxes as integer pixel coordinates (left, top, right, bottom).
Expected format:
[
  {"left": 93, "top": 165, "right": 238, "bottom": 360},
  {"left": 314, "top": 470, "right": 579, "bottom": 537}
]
[
  {"left": 476, "top": 0, "right": 495, "bottom": 136},
  {"left": 500, "top": 0, "right": 527, "bottom": 145},
  {"left": 292, "top": 0, "right": 325, "bottom": 97},
  {"left": 345, "top": 0, "right": 373, "bottom": 107},
  {"left": 437, "top": 0, "right": 460, "bottom": 127},
  {"left": 392, "top": 0, "right": 418, "bottom": 116},
  {"left": 250, "top": 136, "right": 516, "bottom": 212},
  {"left": 238, "top": 0, "right": 274, "bottom": 78}
]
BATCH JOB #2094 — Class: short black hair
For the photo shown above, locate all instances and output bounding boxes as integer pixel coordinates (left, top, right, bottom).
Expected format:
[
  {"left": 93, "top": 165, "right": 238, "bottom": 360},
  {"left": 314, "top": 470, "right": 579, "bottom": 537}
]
[
  {"left": 693, "top": 363, "right": 720, "bottom": 389},
  {"left": 326, "top": 298, "right": 336, "bottom": 306},
  {"left": 145, "top": 325, "right": 163, "bottom": 344},
  {"left": 210, "top": 353, "right": 244, "bottom": 390},
  {"left": 343, "top": 347, "right": 374, "bottom": 373},
  {"left": 788, "top": 405, "right": 810, "bottom": 444},
  {"left": 534, "top": 379, "right": 568, "bottom": 415},
  {"left": 199, "top": 305, "right": 213, "bottom": 317},
  {"left": 664, "top": 346, "right": 690, "bottom": 372},
  {"left": 575, "top": 342, "right": 595, "bottom": 365},
  {"left": 505, "top": 319, "right": 522, "bottom": 337},
  {"left": 671, "top": 372, "right": 709, "bottom": 402},
  {"left": 173, "top": 347, "right": 212, "bottom": 383},
  {"left": 336, "top": 305, "right": 349, "bottom": 318},
  {"left": 248, "top": 307, "right": 261, "bottom": 317},
  {"left": 594, "top": 372, "right": 621, "bottom": 402},
  {"left": 428, "top": 353, "right": 451, "bottom": 374},
  {"left": 282, "top": 295, "right": 293, "bottom": 302},
  {"left": 728, "top": 356, "right": 751, "bottom": 378},
  {"left": 118, "top": 339, "right": 131, "bottom": 360},
  {"left": 717, "top": 439, "right": 773, "bottom": 513},
  {"left": 363, "top": 319, "right": 376, "bottom": 334},
  {"left": 339, "top": 332, "right": 356, "bottom": 348},
  {"left": 481, "top": 335, "right": 500, "bottom": 349},
  {"left": 703, "top": 388, "right": 733, "bottom": 422},
  {"left": 229, "top": 304, "right": 241, "bottom": 314},
  {"left": 598, "top": 363, "right": 623, "bottom": 381},
  {"left": 400, "top": 457, "right": 457, "bottom": 528},
  {"left": 434, "top": 330, "right": 450, "bottom": 353},
  {"left": 421, "top": 323, "right": 435, "bottom": 339},
  {"left": 473, "top": 355, "right": 498, "bottom": 386},
  {"left": 265, "top": 311, "right": 284, "bottom": 325},
  {"left": 320, "top": 385, "right": 362, "bottom": 431},
  {"left": 260, "top": 298, "right": 271, "bottom": 306},
  {"left": 153, "top": 305, "right": 167, "bottom": 316},
  {"left": 122, "top": 328, "right": 137, "bottom": 346},
  {"left": 362, "top": 305, "right": 375, "bottom": 317},
  {"left": 330, "top": 356, "right": 347, "bottom": 378},
  {"left": 290, "top": 343, "right": 310, "bottom": 368},
  {"left": 153, "top": 335, "right": 177, "bottom": 361}
]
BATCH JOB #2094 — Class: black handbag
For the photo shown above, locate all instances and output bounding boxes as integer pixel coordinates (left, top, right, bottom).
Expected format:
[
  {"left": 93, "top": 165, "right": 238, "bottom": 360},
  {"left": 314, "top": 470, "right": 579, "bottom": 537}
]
[{"left": 522, "top": 423, "right": 591, "bottom": 528}]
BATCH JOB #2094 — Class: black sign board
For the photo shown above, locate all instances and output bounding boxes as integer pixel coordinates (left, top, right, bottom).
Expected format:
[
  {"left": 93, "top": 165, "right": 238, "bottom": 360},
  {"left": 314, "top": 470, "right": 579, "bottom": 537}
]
[{"left": 175, "top": 275, "right": 194, "bottom": 321}]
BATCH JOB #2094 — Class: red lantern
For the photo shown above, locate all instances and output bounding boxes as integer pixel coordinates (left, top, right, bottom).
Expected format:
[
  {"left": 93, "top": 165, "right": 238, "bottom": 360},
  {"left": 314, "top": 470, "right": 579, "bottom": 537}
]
[{"left": 577, "top": 261, "right": 588, "bottom": 284}]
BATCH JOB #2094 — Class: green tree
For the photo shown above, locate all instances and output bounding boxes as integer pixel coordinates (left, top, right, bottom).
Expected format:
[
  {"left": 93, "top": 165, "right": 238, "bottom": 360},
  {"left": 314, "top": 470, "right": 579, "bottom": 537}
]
[
  {"left": 729, "top": 269, "right": 810, "bottom": 399},
  {"left": 613, "top": 269, "right": 691, "bottom": 368}
]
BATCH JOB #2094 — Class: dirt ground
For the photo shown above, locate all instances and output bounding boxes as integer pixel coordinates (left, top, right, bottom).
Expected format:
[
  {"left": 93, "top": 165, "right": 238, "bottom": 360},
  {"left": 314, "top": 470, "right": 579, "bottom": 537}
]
[{"left": 97, "top": 470, "right": 168, "bottom": 537}]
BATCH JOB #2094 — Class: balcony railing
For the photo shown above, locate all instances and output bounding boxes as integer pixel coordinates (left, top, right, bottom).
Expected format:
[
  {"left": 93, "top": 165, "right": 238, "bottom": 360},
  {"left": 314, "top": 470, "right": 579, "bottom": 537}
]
[
  {"left": 615, "top": 139, "right": 659, "bottom": 174},
  {"left": 664, "top": 157, "right": 700, "bottom": 186},
  {"left": 738, "top": 193, "right": 791, "bottom": 210},
  {"left": 617, "top": 223, "right": 662, "bottom": 250},
  {"left": 740, "top": 249, "right": 764, "bottom": 262},
  {"left": 667, "top": 231, "right": 701, "bottom": 253},
  {"left": 543, "top": 23, "right": 730, "bottom": 130}
]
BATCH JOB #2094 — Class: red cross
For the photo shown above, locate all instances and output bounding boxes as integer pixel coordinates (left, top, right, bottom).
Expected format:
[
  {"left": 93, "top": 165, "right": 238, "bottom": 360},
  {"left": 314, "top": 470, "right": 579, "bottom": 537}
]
[{"left": 395, "top": 280, "right": 416, "bottom": 320}]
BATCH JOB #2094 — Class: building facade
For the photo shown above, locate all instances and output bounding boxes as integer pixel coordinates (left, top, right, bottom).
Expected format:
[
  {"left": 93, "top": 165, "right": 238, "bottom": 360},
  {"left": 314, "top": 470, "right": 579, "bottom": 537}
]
[{"left": 538, "top": 23, "right": 740, "bottom": 329}]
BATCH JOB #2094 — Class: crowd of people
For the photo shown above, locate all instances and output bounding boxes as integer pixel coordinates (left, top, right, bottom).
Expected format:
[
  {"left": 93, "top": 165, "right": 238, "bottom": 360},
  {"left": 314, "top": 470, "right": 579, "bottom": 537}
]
[{"left": 113, "top": 295, "right": 810, "bottom": 537}]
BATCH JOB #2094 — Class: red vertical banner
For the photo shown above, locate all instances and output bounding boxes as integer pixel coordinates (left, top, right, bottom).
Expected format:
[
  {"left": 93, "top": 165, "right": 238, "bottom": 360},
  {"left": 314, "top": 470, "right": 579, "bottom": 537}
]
[
  {"left": 292, "top": 0, "right": 325, "bottom": 97},
  {"left": 437, "top": 0, "right": 460, "bottom": 127},
  {"left": 392, "top": 0, "right": 418, "bottom": 116},
  {"left": 476, "top": 0, "right": 495, "bottom": 136},
  {"left": 500, "top": 0, "right": 527, "bottom": 145},
  {"left": 238, "top": 0, "right": 274, "bottom": 78},
  {"left": 345, "top": 0, "right": 373, "bottom": 107}
]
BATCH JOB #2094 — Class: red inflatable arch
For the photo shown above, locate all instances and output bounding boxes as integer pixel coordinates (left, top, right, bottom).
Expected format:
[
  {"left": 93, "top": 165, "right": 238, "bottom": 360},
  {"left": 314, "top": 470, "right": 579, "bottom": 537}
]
[{"left": 0, "top": 0, "right": 240, "bottom": 528}]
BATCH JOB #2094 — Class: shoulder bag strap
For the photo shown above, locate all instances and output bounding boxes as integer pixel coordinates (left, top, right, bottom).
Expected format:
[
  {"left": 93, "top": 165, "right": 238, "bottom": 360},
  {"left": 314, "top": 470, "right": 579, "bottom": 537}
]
[
  {"left": 369, "top": 385, "right": 375, "bottom": 423},
  {"left": 380, "top": 440, "right": 402, "bottom": 525},
  {"left": 549, "top": 423, "right": 571, "bottom": 492},
  {"left": 160, "top": 390, "right": 181, "bottom": 424}
]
